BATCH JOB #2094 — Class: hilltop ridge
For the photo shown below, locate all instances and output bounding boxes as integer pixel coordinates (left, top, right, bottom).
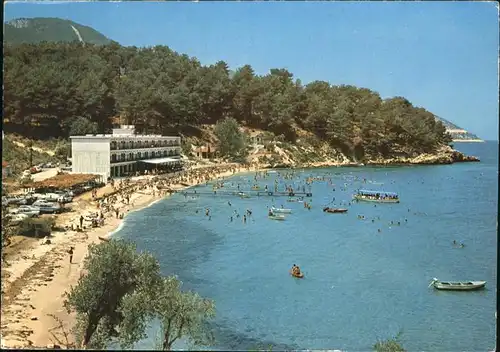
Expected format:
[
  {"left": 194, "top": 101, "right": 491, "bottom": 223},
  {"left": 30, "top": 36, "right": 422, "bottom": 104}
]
[{"left": 4, "top": 17, "right": 113, "bottom": 45}]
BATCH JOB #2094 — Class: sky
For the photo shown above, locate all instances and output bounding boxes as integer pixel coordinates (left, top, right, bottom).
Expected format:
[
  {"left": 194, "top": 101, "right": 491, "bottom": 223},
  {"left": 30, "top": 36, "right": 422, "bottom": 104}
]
[{"left": 4, "top": 1, "right": 499, "bottom": 140}]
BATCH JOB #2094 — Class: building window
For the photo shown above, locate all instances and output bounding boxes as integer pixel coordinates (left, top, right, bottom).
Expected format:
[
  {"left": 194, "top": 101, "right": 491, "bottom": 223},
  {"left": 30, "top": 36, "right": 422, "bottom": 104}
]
[
  {"left": 138, "top": 152, "right": 142, "bottom": 159},
  {"left": 111, "top": 154, "right": 117, "bottom": 163},
  {"left": 111, "top": 141, "right": 117, "bottom": 150},
  {"left": 130, "top": 141, "right": 134, "bottom": 149},
  {"left": 129, "top": 153, "right": 133, "bottom": 161},
  {"left": 120, "top": 153, "right": 125, "bottom": 162}
]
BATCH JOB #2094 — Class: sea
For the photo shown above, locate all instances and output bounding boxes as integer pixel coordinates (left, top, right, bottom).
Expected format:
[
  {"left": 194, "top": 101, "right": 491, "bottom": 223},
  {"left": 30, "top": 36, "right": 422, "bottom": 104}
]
[{"left": 114, "top": 141, "right": 498, "bottom": 351}]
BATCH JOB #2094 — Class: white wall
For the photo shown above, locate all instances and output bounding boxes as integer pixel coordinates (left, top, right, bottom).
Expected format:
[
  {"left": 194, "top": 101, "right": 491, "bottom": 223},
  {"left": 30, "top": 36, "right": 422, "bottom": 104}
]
[{"left": 71, "top": 138, "right": 111, "bottom": 179}]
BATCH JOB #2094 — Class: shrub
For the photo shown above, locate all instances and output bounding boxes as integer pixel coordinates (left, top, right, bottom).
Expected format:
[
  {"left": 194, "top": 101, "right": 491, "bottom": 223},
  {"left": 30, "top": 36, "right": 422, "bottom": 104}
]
[
  {"left": 18, "top": 216, "right": 55, "bottom": 237},
  {"left": 374, "top": 332, "right": 406, "bottom": 352}
]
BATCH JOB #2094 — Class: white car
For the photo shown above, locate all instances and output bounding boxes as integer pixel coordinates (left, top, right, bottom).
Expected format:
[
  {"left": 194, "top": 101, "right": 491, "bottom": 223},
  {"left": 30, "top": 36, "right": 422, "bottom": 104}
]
[
  {"left": 8, "top": 205, "right": 40, "bottom": 217},
  {"left": 2, "top": 195, "right": 28, "bottom": 206},
  {"left": 32, "top": 200, "right": 61, "bottom": 214},
  {"left": 53, "top": 191, "right": 74, "bottom": 203}
]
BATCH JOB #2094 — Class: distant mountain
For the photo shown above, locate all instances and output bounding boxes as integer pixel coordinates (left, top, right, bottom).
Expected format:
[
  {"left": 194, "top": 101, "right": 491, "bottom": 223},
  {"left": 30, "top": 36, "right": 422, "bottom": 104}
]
[
  {"left": 434, "top": 116, "right": 483, "bottom": 142},
  {"left": 4, "top": 17, "right": 113, "bottom": 45}
]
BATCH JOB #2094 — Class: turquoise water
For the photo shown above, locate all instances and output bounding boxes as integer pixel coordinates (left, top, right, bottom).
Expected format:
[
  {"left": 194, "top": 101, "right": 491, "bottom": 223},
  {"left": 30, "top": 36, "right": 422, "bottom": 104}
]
[{"left": 116, "top": 142, "right": 497, "bottom": 351}]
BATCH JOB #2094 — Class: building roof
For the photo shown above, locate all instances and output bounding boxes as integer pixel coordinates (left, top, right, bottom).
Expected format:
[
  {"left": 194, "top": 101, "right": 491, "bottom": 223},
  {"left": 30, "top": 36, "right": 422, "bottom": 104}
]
[
  {"left": 2, "top": 161, "right": 9, "bottom": 167},
  {"left": 22, "top": 173, "right": 100, "bottom": 189},
  {"left": 70, "top": 134, "right": 180, "bottom": 139}
]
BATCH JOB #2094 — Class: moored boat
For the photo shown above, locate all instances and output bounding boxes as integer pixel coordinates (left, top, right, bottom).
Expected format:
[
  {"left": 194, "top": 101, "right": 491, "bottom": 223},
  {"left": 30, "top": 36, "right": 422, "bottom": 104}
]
[
  {"left": 353, "top": 190, "right": 400, "bottom": 203},
  {"left": 428, "top": 278, "right": 486, "bottom": 291},
  {"left": 323, "top": 207, "right": 348, "bottom": 214},
  {"left": 271, "top": 207, "right": 292, "bottom": 214},
  {"left": 238, "top": 192, "right": 250, "bottom": 198},
  {"left": 268, "top": 214, "right": 286, "bottom": 220}
]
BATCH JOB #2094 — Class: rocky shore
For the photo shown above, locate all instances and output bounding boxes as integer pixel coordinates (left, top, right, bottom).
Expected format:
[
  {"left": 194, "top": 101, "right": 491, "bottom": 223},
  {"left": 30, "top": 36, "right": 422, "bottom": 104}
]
[
  {"left": 365, "top": 145, "right": 480, "bottom": 166},
  {"left": 257, "top": 145, "right": 480, "bottom": 169}
]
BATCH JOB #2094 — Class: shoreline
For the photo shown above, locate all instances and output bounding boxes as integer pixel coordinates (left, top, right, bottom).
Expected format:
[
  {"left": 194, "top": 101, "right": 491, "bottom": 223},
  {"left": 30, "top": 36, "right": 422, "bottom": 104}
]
[
  {"left": 452, "top": 139, "right": 485, "bottom": 143},
  {"left": 0, "top": 164, "right": 245, "bottom": 349}
]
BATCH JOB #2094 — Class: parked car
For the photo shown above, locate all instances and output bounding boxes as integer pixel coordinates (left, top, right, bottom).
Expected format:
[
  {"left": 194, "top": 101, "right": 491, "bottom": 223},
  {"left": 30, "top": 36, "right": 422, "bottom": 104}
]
[
  {"left": 32, "top": 200, "right": 62, "bottom": 214},
  {"left": 53, "top": 191, "right": 74, "bottom": 203},
  {"left": 44, "top": 193, "right": 62, "bottom": 202},
  {"left": 8, "top": 205, "right": 40, "bottom": 217},
  {"left": 2, "top": 195, "right": 28, "bottom": 206},
  {"left": 30, "top": 166, "right": 41, "bottom": 174}
]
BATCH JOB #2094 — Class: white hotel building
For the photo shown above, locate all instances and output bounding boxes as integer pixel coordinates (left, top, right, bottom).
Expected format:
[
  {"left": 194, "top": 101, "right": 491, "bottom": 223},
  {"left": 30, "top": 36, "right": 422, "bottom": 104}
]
[{"left": 70, "top": 125, "right": 182, "bottom": 179}]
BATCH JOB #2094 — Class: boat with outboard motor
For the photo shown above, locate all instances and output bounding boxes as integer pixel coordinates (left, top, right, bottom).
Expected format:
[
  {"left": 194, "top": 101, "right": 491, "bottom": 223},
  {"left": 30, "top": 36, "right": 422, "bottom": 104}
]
[
  {"left": 323, "top": 207, "right": 348, "bottom": 214},
  {"left": 428, "top": 278, "right": 486, "bottom": 291},
  {"left": 353, "top": 190, "right": 400, "bottom": 203}
]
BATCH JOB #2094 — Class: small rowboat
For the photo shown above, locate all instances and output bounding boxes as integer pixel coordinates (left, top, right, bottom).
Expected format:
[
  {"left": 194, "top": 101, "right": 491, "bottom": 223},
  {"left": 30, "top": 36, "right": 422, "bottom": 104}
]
[
  {"left": 428, "top": 278, "right": 486, "bottom": 291},
  {"left": 323, "top": 207, "right": 348, "bottom": 214},
  {"left": 238, "top": 192, "right": 250, "bottom": 198},
  {"left": 98, "top": 236, "right": 110, "bottom": 242},
  {"left": 252, "top": 186, "right": 260, "bottom": 190},
  {"left": 271, "top": 207, "right": 292, "bottom": 214},
  {"left": 268, "top": 214, "right": 286, "bottom": 221},
  {"left": 290, "top": 271, "right": 304, "bottom": 279}
]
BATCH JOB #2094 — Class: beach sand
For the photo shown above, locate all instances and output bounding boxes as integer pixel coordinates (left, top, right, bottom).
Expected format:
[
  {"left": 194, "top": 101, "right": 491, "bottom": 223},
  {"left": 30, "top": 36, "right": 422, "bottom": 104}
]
[{"left": 0, "top": 165, "right": 243, "bottom": 348}]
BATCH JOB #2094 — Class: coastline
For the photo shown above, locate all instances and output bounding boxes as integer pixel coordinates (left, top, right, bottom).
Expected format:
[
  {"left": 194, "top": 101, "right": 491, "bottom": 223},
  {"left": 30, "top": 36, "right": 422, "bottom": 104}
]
[
  {"left": 262, "top": 145, "right": 480, "bottom": 170},
  {"left": 0, "top": 164, "right": 244, "bottom": 349},
  {"left": 452, "top": 139, "right": 485, "bottom": 143}
]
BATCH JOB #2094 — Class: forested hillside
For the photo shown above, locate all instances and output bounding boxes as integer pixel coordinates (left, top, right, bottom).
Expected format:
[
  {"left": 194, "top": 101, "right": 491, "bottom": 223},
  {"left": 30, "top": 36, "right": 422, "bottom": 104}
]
[{"left": 3, "top": 41, "right": 452, "bottom": 161}]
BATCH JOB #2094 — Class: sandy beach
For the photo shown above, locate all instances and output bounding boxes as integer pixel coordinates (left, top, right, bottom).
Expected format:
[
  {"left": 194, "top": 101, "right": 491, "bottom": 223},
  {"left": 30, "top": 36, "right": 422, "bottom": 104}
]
[{"left": 0, "top": 163, "right": 244, "bottom": 349}]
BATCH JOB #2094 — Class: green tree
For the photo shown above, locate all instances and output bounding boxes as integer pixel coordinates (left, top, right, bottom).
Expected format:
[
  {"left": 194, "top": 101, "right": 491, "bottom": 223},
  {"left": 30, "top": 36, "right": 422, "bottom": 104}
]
[
  {"left": 63, "top": 240, "right": 161, "bottom": 349},
  {"left": 69, "top": 116, "right": 99, "bottom": 136},
  {"left": 120, "top": 276, "right": 216, "bottom": 351},
  {"left": 214, "top": 117, "right": 247, "bottom": 159},
  {"left": 54, "top": 140, "right": 71, "bottom": 161},
  {"left": 3, "top": 41, "right": 454, "bottom": 158}
]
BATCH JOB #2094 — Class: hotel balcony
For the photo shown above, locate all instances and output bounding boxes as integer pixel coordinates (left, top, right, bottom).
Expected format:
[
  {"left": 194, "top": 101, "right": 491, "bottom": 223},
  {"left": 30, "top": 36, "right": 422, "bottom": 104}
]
[
  {"left": 110, "top": 139, "right": 181, "bottom": 151},
  {"left": 111, "top": 148, "right": 181, "bottom": 164}
]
